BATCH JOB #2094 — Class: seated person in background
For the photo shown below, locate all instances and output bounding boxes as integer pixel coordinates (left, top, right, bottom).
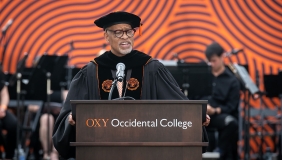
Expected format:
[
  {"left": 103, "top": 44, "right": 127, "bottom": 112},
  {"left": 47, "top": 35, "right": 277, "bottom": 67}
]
[
  {"left": 0, "top": 68, "right": 17, "bottom": 159},
  {"left": 204, "top": 42, "right": 240, "bottom": 160},
  {"left": 28, "top": 90, "right": 67, "bottom": 160},
  {"left": 39, "top": 90, "right": 68, "bottom": 160}
]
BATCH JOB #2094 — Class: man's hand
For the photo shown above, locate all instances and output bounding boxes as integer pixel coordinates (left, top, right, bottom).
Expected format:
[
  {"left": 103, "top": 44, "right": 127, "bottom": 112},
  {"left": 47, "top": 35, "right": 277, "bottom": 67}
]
[
  {"left": 202, "top": 114, "right": 210, "bottom": 126},
  {"left": 215, "top": 107, "right": 221, "bottom": 114},
  {"left": 28, "top": 104, "right": 40, "bottom": 113},
  {"left": 207, "top": 104, "right": 216, "bottom": 115},
  {"left": 68, "top": 113, "right": 76, "bottom": 125},
  {"left": 207, "top": 104, "right": 221, "bottom": 115},
  {"left": 0, "top": 108, "right": 6, "bottom": 119}
]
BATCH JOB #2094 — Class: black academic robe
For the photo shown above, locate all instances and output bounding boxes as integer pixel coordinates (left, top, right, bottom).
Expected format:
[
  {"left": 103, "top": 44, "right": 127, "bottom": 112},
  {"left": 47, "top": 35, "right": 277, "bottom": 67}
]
[{"left": 52, "top": 51, "right": 198, "bottom": 159}]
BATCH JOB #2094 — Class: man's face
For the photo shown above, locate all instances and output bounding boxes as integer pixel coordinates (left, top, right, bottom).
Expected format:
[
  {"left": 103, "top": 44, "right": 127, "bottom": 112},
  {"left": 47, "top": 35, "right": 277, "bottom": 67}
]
[
  {"left": 104, "top": 24, "right": 134, "bottom": 57},
  {"left": 208, "top": 54, "right": 224, "bottom": 72}
]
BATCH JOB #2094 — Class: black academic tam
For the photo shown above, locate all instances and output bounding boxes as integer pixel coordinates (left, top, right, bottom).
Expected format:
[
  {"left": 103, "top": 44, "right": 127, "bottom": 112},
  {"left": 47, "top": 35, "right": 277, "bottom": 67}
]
[{"left": 94, "top": 11, "right": 141, "bottom": 29}]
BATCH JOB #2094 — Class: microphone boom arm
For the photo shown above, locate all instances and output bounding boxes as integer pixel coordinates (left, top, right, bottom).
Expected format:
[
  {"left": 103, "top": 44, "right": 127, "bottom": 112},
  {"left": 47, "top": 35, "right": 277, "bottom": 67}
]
[{"left": 108, "top": 79, "right": 118, "bottom": 100}]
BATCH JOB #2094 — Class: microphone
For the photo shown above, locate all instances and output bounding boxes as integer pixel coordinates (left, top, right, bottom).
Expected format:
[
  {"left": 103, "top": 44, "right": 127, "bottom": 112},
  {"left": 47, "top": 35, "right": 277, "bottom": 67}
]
[
  {"left": 116, "top": 63, "right": 125, "bottom": 82},
  {"left": 255, "top": 70, "right": 260, "bottom": 87},
  {"left": 173, "top": 53, "right": 180, "bottom": 61},
  {"left": 1, "top": 19, "right": 13, "bottom": 34},
  {"left": 231, "top": 48, "right": 244, "bottom": 55},
  {"left": 173, "top": 53, "right": 184, "bottom": 63},
  {"left": 69, "top": 40, "right": 74, "bottom": 50},
  {"left": 226, "top": 48, "right": 244, "bottom": 57}
]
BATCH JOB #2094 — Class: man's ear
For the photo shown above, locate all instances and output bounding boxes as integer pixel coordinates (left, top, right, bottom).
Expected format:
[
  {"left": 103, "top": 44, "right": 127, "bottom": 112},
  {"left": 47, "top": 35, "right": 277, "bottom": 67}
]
[
  {"left": 104, "top": 32, "right": 110, "bottom": 43},
  {"left": 220, "top": 53, "right": 225, "bottom": 60},
  {"left": 221, "top": 52, "right": 226, "bottom": 58}
]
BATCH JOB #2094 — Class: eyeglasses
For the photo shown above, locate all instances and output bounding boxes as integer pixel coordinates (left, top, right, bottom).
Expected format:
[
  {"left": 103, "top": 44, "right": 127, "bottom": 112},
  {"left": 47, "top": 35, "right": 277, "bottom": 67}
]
[{"left": 106, "top": 29, "right": 136, "bottom": 38}]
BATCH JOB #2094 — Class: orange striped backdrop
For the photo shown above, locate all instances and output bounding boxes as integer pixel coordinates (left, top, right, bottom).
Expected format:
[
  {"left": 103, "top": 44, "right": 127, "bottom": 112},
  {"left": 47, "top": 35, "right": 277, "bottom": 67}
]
[{"left": 1, "top": 0, "right": 282, "bottom": 157}]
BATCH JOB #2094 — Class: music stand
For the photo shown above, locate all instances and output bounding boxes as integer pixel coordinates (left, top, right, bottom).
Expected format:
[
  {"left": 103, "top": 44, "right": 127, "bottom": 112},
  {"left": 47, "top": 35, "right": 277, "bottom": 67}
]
[
  {"left": 26, "top": 55, "right": 58, "bottom": 101},
  {"left": 264, "top": 73, "right": 282, "bottom": 159},
  {"left": 229, "top": 64, "right": 259, "bottom": 159},
  {"left": 264, "top": 74, "right": 282, "bottom": 98},
  {"left": 226, "top": 64, "right": 249, "bottom": 91},
  {"left": 4, "top": 53, "right": 29, "bottom": 159},
  {"left": 51, "top": 55, "right": 68, "bottom": 91},
  {"left": 8, "top": 53, "right": 29, "bottom": 86},
  {"left": 166, "top": 63, "right": 213, "bottom": 99},
  {"left": 232, "top": 64, "right": 259, "bottom": 95}
]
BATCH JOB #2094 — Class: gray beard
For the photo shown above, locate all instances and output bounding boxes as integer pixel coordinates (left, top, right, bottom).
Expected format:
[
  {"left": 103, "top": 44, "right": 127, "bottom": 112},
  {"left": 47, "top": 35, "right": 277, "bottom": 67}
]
[{"left": 119, "top": 46, "right": 132, "bottom": 55}]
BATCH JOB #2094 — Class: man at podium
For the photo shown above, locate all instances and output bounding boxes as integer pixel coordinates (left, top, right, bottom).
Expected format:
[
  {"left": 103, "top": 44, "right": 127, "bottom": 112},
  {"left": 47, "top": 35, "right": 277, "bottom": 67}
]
[{"left": 53, "top": 11, "right": 210, "bottom": 159}]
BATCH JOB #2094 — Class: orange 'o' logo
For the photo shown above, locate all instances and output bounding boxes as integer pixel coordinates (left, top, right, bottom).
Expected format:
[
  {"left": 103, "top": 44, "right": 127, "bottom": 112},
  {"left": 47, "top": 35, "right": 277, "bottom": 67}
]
[
  {"left": 102, "top": 79, "right": 113, "bottom": 92},
  {"left": 127, "top": 78, "right": 139, "bottom": 91}
]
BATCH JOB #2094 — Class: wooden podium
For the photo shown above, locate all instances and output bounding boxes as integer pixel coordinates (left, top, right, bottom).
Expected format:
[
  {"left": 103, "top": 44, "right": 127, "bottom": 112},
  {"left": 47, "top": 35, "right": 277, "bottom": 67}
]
[{"left": 70, "top": 100, "right": 208, "bottom": 160}]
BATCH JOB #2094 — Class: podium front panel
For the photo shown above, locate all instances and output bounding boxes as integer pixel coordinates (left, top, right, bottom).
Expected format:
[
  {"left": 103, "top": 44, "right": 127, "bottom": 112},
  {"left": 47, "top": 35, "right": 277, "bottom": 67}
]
[
  {"left": 72, "top": 100, "right": 203, "bottom": 142},
  {"left": 71, "top": 100, "right": 207, "bottom": 160}
]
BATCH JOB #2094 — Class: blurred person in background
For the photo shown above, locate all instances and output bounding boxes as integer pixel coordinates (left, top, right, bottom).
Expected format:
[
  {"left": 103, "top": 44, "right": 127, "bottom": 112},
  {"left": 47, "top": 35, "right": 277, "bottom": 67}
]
[
  {"left": 97, "top": 43, "right": 107, "bottom": 56},
  {"left": 0, "top": 65, "right": 17, "bottom": 159},
  {"left": 39, "top": 90, "right": 67, "bottom": 160},
  {"left": 204, "top": 42, "right": 240, "bottom": 160}
]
